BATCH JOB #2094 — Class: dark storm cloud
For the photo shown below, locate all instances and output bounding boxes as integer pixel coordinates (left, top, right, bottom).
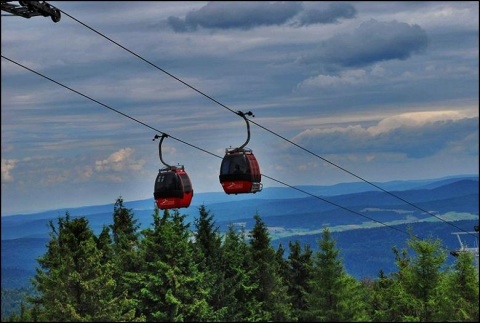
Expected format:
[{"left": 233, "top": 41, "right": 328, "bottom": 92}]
[
  {"left": 295, "top": 2, "right": 356, "bottom": 25},
  {"left": 168, "top": 2, "right": 303, "bottom": 32},
  {"left": 167, "top": 1, "right": 357, "bottom": 32},
  {"left": 302, "top": 19, "right": 429, "bottom": 67}
]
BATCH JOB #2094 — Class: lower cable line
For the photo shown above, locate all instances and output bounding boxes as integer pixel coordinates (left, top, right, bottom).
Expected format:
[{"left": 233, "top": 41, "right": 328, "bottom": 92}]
[{"left": 2, "top": 54, "right": 475, "bottom": 240}]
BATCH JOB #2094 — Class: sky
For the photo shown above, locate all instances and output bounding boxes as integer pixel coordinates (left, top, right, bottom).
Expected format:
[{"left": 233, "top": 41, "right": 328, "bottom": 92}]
[{"left": 1, "top": 1, "right": 478, "bottom": 216}]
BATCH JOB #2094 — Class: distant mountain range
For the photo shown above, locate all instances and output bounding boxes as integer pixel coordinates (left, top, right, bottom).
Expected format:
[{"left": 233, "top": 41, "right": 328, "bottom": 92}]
[{"left": 2, "top": 174, "right": 478, "bottom": 289}]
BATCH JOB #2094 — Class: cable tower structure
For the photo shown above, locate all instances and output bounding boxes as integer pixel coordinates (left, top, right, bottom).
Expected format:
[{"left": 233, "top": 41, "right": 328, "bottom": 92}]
[{"left": 1, "top": 1, "right": 61, "bottom": 22}]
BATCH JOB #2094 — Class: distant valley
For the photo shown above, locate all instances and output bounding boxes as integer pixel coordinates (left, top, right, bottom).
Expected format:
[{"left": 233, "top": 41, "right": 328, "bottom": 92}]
[{"left": 2, "top": 174, "right": 478, "bottom": 289}]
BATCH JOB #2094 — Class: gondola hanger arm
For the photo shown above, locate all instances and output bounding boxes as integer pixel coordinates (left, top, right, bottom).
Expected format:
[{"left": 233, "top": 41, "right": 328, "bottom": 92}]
[
  {"left": 236, "top": 110, "right": 254, "bottom": 150},
  {"left": 153, "top": 133, "right": 171, "bottom": 168}
]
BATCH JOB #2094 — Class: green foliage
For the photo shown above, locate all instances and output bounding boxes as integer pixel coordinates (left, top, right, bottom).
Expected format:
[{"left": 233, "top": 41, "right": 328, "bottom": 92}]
[
  {"left": 135, "top": 208, "right": 212, "bottom": 321},
  {"left": 286, "top": 240, "right": 313, "bottom": 322},
  {"left": 247, "top": 213, "right": 294, "bottom": 321},
  {"left": 26, "top": 212, "right": 138, "bottom": 321},
  {"left": 305, "top": 227, "right": 369, "bottom": 321},
  {"left": 3, "top": 199, "right": 478, "bottom": 322},
  {"left": 1, "top": 287, "right": 36, "bottom": 320}
]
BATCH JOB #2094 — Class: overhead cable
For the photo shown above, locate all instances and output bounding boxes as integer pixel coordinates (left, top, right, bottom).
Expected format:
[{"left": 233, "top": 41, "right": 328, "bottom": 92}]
[
  {"left": 2, "top": 54, "right": 429, "bottom": 239},
  {"left": 54, "top": 9, "right": 477, "bottom": 238}
]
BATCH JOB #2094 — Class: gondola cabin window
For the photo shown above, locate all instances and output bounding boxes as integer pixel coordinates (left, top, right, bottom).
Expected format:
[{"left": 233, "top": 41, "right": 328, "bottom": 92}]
[{"left": 179, "top": 173, "right": 192, "bottom": 193}]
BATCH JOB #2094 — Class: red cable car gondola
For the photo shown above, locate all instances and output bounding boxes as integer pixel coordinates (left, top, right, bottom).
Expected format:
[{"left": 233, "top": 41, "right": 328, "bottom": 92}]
[
  {"left": 219, "top": 111, "right": 263, "bottom": 194},
  {"left": 153, "top": 134, "right": 193, "bottom": 209}
]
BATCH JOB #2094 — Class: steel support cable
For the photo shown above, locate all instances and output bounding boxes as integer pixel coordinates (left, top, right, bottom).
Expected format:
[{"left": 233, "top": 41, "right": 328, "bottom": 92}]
[
  {"left": 56, "top": 10, "right": 477, "bottom": 238},
  {"left": 1, "top": 55, "right": 216, "bottom": 159},
  {"left": 60, "top": 10, "right": 238, "bottom": 116},
  {"left": 2, "top": 54, "right": 419, "bottom": 238}
]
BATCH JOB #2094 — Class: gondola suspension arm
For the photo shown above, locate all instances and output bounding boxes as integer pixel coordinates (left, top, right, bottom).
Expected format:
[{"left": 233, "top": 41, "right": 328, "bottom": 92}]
[
  {"left": 153, "top": 134, "right": 171, "bottom": 168},
  {"left": 236, "top": 110, "right": 254, "bottom": 150}
]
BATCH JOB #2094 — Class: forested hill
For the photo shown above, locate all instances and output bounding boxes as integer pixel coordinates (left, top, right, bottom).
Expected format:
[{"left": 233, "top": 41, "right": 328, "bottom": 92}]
[
  {"left": 2, "top": 175, "right": 478, "bottom": 289},
  {"left": 1, "top": 176, "right": 479, "bottom": 321}
]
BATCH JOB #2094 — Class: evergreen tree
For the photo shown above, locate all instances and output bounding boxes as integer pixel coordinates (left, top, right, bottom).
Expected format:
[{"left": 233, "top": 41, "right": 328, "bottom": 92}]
[
  {"left": 218, "top": 223, "right": 260, "bottom": 321},
  {"left": 136, "top": 208, "right": 211, "bottom": 321},
  {"left": 306, "top": 227, "right": 367, "bottom": 322},
  {"left": 372, "top": 234, "right": 453, "bottom": 322},
  {"left": 275, "top": 243, "right": 289, "bottom": 281},
  {"left": 248, "top": 213, "right": 293, "bottom": 321},
  {"left": 448, "top": 251, "right": 479, "bottom": 321},
  {"left": 433, "top": 249, "right": 479, "bottom": 321},
  {"left": 96, "top": 225, "right": 113, "bottom": 265},
  {"left": 368, "top": 270, "right": 400, "bottom": 322},
  {"left": 287, "top": 240, "right": 313, "bottom": 322},
  {"left": 192, "top": 205, "right": 226, "bottom": 320},
  {"left": 398, "top": 236, "right": 448, "bottom": 321},
  {"left": 109, "top": 196, "right": 143, "bottom": 315},
  {"left": 110, "top": 197, "right": 141, "bottom": 272},
  {"left": 28, "top": 213, "right": 137, "bottom": 321}
]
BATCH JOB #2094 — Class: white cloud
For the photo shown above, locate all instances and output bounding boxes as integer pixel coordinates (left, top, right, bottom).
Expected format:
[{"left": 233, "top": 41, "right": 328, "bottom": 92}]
[
  {"left": 367, "top": 110, "right": 466, "bottom": 135},
  {"left": 290, "top": 110, "right": 478, "bottom": 159},
  {"left": 298, "top": 69, "right": 367, "bottom": 88},
  {"left": 1, "top": 159, "right": 16, "bottom": 182},
  {"left": 94, "top": 148, "right": 146, "bottom": 173}
]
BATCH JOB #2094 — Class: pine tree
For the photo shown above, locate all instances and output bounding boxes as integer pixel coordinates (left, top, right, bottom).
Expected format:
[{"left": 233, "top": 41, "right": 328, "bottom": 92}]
[
  {"left": 287, "top": 240, "right": 313, "bottom": 322},
  {"left": 439, "top": 251, "right": 479, "bottom": 321},
  {"left": 368, "top": 270, "right": 400, "bottom": 321},
  {"left": 447, "top": 253, "right": 479, "bottom": 322},
  {"left": 424, "top": 244, "right": 479, "bottom": 322},
  {"left": 248, "top": 213, "right": 293, "bottom": 321},
  {"left": 306, "top": 227, "right": 368, "bottom": 322},
  {"left": 136, "top": 208, "right": 211, "bottom": 321},
  {"left": 398, "top": 236, "right": 448, "bottom": 321},
  {"left": 108, "top": 197, "right": 144, "bottom": 320},
  {"left": 192, "top": 205, "right": 226, "bottom": 320},
  {"left": 373, "top": 234, "right": 452, "bottom": 322},
  {"left": 28, "top": 213, "right": 137, "bottom": 321},
  {"left": 218, "top": 223, "right": 260, "bottom": 321},
  {"left": 110, "top": 197, "right": 141, "bottom": 272}
]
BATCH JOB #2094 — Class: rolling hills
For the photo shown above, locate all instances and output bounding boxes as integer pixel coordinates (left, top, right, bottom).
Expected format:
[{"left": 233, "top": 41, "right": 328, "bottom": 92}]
[{"left": 2, "top": 174, "right": 478, "bottom": 289}]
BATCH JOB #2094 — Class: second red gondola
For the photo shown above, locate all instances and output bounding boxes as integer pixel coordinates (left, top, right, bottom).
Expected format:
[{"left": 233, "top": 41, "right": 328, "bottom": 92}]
[
  {"left": 219, "top": 111, "right": 263, "bottom": 194},
  {"left": 219, "top": 147, "right": 262, "bottom": 194}
]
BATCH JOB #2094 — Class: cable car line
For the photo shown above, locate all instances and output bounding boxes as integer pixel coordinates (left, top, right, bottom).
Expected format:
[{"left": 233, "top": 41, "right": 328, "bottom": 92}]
[
  {"left": 1, "top": 55, "right": 218, "bottom": 161},
  {"left": 59, "top": 9, "right": 239, "bottom": 117},
  {"left": 2, "top": 54, "right": 443, "bottom": 240},
  {"left": 54, "top": 10, "right": 476, "bottom": 238}
]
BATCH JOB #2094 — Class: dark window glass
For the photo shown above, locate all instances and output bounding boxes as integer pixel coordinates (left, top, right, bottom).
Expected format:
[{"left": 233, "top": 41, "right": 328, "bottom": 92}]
[
  {"left": 221, "top": 154, "right": 248, "bottom": 175},
  {"left": 180, "top": 173, "right": 192, "bottom": 193}
]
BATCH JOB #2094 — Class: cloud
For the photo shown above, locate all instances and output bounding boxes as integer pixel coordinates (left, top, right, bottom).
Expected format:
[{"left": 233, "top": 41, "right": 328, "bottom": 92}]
[
  {"left": 167, "top": 2, "right": 358, "bottom": 32},
  {"left": 367, "top": 111, "right": 466, "bottom": 135},
  {"left": 295, "top": 2, "right": 356, "bottom": 25},
  {"left": 1, "top": 159, "right": 16, "bottom": 183},
  {"left": 1, "top": 148, "right": 148, "bottom": 189},
  {"left": 168, "top": 2, "right": 303, "bottom": 32},
  {"left": 298, "top": 69, "right": 367, "bottom": 88},
  {"left": 301, "top": 19, "right": 429, "bottom": 67},
  {"left": 94, "top": 148, "right": 146, "bottom": 173},
  {"left": 290, "top": 111, "right": 478, "bottom": 158}
]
